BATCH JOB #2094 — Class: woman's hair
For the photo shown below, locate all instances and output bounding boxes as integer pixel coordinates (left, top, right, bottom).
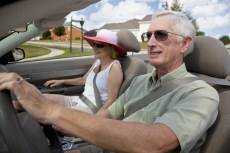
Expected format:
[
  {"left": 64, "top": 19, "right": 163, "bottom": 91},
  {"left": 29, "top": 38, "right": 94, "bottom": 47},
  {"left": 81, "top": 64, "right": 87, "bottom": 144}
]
[
  {"left": 152, "top": 11, "right": 196, "bottom": 39},
  {"left": 108, "top": 45, "right": 118, "bottom": 59}
]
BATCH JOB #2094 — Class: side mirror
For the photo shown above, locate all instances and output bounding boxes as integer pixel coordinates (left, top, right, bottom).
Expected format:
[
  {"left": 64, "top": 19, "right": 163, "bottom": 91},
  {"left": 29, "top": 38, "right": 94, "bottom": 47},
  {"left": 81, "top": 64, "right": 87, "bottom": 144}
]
[{"left": 12, "top": 48, "right": 25, "bottom": 61}]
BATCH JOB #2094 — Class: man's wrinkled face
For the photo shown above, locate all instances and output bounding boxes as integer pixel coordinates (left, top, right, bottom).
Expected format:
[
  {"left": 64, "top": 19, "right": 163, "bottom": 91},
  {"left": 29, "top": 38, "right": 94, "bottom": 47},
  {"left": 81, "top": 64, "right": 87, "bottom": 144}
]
[{"left": 147, "top": 16, "right": 185, "bottom": 69}]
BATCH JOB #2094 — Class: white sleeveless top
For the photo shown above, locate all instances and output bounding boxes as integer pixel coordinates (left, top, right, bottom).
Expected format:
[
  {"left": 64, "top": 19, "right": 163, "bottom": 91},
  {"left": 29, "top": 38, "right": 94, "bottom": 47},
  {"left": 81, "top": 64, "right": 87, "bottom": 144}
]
[{"left": 82, "top": 59, "right": 120, "bottom": 106}]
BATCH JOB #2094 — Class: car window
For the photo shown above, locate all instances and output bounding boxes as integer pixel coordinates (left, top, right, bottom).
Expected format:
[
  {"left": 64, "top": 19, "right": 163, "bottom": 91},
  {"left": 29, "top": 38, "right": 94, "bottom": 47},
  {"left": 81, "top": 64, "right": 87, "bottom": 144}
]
[{"left": 19, "top": 34, "right": 94, "bottom": 62}]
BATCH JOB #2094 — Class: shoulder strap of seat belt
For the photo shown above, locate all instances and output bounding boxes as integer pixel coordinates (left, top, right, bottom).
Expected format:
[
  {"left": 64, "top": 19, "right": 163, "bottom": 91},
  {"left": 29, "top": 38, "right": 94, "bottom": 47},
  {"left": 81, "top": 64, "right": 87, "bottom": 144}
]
[
  {"left": 93, "top": 66, "right": 103, "bottom": 110},
  {"left": 124, "top": 77, "right": 200, "bottom": 118}
]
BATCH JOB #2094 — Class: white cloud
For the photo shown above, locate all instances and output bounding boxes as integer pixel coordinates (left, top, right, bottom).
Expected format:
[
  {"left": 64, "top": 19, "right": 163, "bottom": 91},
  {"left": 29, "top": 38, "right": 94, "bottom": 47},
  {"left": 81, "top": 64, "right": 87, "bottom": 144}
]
[
  {"left": 133, "top": 0, "right": 156, "bottom": 2},
  {"left": 82, "top": 0, "right": 153, "bottom": 30},
  {"left": 65, "top": 0, "right": 229, "bottom": 37},
  {"left": 65, "top": 11, "right": 87, "bottom": 25},
  {"left": 197, "top": 13, "right": 230, "bottom": 30},
  {"left": 191, "top": 3, "right": 228, "bottom": 17},
  {"left": 159, "top": 0, "right": 230, "bottom": 33}
]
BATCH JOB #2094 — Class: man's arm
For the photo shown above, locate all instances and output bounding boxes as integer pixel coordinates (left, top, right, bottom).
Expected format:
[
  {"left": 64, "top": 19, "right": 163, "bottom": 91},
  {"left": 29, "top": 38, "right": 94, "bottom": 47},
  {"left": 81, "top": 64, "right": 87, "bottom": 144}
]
[
  {"left": 0, "top": 72, "right": 177, "bottom": 153},
  {"left": 51, "top": 106, "right": 179, "bottom": 153}
]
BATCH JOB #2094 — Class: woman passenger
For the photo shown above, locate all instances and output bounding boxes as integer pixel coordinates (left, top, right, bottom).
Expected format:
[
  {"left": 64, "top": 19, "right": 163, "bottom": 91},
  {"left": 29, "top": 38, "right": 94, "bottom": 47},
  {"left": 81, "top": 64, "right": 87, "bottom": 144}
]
[{"left": 44, "top": 29, "right": 126, "bottom": 115}]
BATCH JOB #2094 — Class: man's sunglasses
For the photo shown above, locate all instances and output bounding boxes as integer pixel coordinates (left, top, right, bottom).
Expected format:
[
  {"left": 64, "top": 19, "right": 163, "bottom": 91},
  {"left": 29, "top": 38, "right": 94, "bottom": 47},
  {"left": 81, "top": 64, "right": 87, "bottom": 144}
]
[
  {"left": 92, "top": 42, "right": 106, "bottom": 48},
  {"left": 141, "top": 30, "right": 185, "bottom": 42}
]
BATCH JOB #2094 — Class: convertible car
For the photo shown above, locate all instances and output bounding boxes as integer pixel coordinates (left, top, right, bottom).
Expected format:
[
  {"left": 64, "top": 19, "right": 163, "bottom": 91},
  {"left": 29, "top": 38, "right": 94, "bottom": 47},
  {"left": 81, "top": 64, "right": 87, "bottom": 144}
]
[{"left": 0, "top": 0, "right": 229, "bottom": 153}]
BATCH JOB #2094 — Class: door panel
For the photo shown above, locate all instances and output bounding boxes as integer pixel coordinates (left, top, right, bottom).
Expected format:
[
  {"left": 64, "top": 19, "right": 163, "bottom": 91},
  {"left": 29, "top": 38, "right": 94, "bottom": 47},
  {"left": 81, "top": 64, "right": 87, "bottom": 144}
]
[{"left": 5, "top": 56, "right": 95, "bottom": 95}]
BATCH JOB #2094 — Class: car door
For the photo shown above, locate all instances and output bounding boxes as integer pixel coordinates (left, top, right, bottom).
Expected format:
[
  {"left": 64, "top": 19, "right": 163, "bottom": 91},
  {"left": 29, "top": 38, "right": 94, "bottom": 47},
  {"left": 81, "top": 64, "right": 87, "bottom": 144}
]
[{"left": 5, "top": 56, "right": 94, "bottom": 95}]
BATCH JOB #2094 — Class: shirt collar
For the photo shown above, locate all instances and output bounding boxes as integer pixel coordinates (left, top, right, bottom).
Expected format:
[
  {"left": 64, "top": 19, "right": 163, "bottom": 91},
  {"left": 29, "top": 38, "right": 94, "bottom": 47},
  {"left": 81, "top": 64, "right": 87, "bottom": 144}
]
[{"left": 149, "top": 63, "right": 188, "bottom": 85}]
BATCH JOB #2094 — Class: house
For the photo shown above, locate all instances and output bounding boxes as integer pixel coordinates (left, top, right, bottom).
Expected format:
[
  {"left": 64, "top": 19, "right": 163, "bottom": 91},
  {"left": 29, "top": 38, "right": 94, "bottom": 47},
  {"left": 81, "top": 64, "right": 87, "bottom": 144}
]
[
  {"left": 49, "top": 21, "right": 85, "bottom": 41},
  {"left": 99, "top": 14, "right": 152, "bottom": 41},
  {"left": 139, "top": 15, "right": 152, "bottom": 40}
]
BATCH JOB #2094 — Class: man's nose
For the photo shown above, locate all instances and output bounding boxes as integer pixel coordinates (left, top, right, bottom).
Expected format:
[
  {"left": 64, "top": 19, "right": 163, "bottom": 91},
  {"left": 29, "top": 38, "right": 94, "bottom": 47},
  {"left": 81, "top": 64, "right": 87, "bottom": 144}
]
[{"left": 147, "top": 34, "right": 157, "bottom": 47}]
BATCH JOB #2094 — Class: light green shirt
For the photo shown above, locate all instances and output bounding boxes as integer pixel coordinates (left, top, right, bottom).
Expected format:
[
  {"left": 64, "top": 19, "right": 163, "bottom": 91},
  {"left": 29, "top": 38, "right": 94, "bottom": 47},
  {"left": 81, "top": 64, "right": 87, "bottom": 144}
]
[{"left": 109, "top": 64, "right": 219, "bottom": 153}]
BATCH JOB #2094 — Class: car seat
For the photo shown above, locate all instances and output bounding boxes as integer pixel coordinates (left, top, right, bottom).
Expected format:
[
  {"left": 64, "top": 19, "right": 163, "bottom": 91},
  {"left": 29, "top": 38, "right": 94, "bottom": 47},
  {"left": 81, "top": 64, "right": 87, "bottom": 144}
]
[
  {"left": 184, "top": 36, "right": 230, "bottom": 153},
  {"left": 117, "top": 29, "right": 147, "bottom": 94}
]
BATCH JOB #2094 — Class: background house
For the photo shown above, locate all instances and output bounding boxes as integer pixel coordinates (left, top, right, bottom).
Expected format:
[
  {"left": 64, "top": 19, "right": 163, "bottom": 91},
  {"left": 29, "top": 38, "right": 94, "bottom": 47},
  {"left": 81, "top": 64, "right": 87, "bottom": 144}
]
[{"left": 99, "top": 14, "right": 152, "bottom": 41}]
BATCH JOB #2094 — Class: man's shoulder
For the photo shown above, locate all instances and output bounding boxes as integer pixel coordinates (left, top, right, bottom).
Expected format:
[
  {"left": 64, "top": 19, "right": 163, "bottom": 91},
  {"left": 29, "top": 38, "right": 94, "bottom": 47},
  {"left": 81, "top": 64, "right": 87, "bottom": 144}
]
[
  {"left": 182, "top": 74, "right": 219, "bottom": 101},
  {"left": 185, "top": 73, "right": 215, "bottom": 89}
]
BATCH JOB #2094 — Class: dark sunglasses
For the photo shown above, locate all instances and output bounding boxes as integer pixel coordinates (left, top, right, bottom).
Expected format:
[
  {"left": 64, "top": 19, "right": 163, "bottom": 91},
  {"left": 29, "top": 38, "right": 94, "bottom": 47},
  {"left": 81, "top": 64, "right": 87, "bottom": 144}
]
[
  {"left": 92, "top": 42, "right": 106, "bottom": 48},
  {"left": 141, "top": 30, "right": 185, "bottom": 42}
]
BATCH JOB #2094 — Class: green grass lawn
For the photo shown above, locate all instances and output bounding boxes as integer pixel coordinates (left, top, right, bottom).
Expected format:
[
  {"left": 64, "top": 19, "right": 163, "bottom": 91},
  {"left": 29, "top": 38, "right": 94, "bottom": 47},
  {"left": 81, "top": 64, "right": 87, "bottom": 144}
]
[
  {"left": 38, "top": 39, "right": 88, "bottom": 44},
  {"left": 20, "top": 41, "right": 147, "bottom": 61},
  {"left": 41, "top": 46, "right": 94, "bottom": 60},
  {"left": 36, "top": 40, "right": 148, "bottom": 48},
  {"left": 20, "top": 44, "right": 50, "bottom": 58}
]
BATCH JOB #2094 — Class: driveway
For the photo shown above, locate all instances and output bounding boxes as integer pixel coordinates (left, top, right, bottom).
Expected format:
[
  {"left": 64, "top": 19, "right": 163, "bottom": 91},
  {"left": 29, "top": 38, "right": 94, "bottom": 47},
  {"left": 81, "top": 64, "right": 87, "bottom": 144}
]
[
  {"left": 27, "top": 41, "right": 92, "bottom": 49},
  {"left": 22, "top": 47, "right": 64, "bottom": 61}
]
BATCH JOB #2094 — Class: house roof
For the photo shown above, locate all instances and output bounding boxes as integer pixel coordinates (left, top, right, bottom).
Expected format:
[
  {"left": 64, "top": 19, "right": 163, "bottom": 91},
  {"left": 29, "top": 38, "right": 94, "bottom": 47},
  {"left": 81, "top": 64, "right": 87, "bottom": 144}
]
[
  {"left": 141, "top": 14, "right": 152, "bottom": 21},
  {"left": 100, "top": 14, "right": 152, "bottom": 30},
  {"left": 100, "top": 19, "right": 140, "bottom": 30}
]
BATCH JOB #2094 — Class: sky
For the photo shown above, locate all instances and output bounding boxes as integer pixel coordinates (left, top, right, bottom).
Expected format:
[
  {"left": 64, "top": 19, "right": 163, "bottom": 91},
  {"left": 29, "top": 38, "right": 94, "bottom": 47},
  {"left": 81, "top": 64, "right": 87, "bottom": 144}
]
[{"left": 65, "top": 0, "right": 230, "bottom": 39}]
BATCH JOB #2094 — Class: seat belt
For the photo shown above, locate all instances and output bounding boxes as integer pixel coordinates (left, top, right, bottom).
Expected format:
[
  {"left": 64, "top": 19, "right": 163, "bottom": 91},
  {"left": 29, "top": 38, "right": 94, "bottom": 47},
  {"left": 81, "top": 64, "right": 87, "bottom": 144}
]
[
  {"left": 79, "top": 66, "right": 103, "bottom": 113},
  {"left": 93, "top": 66, "right": 103, "bottom": 110},
  {"left": 124, "top": 77, "right": 200, "bottom": 118},
  {"left": 79, "top": 95, "right": 98, "bottom": 113},
  {"left": 195, "top": 73, "right": 230, "bottom": 86}
]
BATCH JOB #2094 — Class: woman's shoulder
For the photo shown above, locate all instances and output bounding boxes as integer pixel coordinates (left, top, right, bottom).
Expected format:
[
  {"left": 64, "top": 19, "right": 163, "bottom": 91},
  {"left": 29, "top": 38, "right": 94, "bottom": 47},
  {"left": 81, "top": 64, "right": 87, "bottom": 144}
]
[
  {"left": 110, "top": 60, "right": 121, "bottom": 68},
  {"left": 111, "top": 59, "right": 121, "bottom": 66},
  {"left": 108, "top": 60, "right": 122, "bottom": 74}
]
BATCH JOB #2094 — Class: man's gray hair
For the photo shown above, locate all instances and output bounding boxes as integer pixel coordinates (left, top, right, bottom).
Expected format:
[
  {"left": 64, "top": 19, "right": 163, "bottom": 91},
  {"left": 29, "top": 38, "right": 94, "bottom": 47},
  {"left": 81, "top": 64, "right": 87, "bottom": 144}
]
[{"left": 152, "top": 10, "right": 196, "bottom": 38}]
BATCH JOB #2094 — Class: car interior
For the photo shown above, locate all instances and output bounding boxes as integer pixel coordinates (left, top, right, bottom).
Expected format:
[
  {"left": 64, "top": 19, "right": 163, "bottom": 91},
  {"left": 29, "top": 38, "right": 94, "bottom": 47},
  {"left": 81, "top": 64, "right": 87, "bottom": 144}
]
[{"left": 0, "top": 0, "right": 230, "bottom": 153}]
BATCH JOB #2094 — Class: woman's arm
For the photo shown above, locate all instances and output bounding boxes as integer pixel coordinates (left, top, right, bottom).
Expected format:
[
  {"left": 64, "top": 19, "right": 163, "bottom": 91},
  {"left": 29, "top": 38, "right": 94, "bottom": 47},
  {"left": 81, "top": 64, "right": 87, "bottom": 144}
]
[
  {"left": 96, "top": 62, "right": 123, "bottom": 116},
  {"left": 44, "top": 60, "right": 98, "bottom": 87}
]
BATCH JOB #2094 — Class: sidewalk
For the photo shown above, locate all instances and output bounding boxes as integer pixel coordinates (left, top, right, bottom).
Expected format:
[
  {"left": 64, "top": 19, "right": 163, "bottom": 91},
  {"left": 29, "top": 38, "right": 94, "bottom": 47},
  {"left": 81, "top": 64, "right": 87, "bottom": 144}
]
[
  {"left": 27, "top": 41, "right": 91, "bottom": 49},
  {"left": 22, "top": 47, "right": 65, "bottom": 61}
]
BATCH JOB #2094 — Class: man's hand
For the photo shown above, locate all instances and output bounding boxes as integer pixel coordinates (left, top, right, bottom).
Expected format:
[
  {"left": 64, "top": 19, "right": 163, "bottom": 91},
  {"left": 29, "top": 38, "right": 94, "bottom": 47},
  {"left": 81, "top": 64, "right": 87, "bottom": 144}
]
[
  {"left": 12, "top": 100, "right": 24, "bottom": 112},
  {"left": 0, "top": 72, "right": 61, "bottom": 124}
]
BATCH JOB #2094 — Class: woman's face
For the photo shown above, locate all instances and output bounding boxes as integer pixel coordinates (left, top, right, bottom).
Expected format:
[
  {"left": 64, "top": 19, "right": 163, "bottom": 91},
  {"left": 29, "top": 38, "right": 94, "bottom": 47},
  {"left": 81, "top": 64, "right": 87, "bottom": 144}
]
[{"left": 91, "top": 41, "right": 114, "bottom": 59}]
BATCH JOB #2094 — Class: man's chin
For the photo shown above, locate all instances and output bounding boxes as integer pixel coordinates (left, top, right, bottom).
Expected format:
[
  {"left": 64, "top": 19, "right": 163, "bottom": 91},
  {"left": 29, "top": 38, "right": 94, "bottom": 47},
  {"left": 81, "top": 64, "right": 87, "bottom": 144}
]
[{"left": 148, "top": 59, "right": 162, "bottom": 67}]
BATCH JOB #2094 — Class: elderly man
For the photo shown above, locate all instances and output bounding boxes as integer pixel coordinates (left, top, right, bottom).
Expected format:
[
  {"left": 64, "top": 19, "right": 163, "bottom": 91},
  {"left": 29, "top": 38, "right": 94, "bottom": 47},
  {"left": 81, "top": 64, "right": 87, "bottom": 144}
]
[{"left": 0, "top": 11, "right": 218, "bottom": 153}]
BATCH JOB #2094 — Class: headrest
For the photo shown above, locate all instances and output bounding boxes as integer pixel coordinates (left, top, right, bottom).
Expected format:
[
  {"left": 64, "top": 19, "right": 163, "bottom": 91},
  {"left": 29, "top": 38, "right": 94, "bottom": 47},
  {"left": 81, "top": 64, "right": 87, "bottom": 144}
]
[
  {"left": 184, "top": 36, "right": 230, "bottom": 78},
  {"left": 117, "top": 29, "right": 140, "bottom": 52}
]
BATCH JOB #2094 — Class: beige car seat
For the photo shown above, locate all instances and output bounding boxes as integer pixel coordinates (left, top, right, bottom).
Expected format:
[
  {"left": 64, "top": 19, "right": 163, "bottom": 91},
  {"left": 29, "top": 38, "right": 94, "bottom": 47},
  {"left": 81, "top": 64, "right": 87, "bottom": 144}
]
[{"left": 184, "top": 36, "right": 230, "bottom": 153}]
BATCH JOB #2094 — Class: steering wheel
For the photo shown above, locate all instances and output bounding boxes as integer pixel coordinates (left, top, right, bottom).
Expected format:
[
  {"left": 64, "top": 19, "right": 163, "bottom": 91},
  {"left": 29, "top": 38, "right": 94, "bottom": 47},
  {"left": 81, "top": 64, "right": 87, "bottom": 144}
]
[{"left": 0, "top": 67, "right": 63, "bottom": 153}]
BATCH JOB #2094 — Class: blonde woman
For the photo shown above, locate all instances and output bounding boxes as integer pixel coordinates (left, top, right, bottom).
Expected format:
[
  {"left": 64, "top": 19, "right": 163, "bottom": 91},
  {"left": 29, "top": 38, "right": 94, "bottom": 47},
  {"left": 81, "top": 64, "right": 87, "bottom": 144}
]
[{"left": 44, "top": 29, "right": 126, "bottom": 115}]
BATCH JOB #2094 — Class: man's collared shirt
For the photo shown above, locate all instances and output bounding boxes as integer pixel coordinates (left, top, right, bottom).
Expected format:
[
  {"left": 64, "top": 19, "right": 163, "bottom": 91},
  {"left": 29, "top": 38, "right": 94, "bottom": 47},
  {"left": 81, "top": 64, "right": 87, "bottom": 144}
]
[{"left": 109, "top": 64, "right": 219, "bottom": 153}]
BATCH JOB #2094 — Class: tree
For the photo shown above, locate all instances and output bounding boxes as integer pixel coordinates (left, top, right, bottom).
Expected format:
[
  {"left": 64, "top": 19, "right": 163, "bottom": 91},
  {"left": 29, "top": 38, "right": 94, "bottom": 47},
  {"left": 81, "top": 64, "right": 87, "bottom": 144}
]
[
  {"left": 162, "top": 0, "right": 182, "bottom": 11},
  {"left": 53, "top": 26, "right": 65, "bottom": 38},
  {"left": 196, "top": 31, "right": 205, "bottom": 36},
  {"left": 170, "top": 0, "right": 183, "bottom": 11},
  {"left": 219, "top": 35, "right": 230, "bottom": 45},
  {"left": 161, "top": 0, "right": 200, "bottom": 34},
  {"left": 42, "top": 30, "right": 51, "bottom": 40}
]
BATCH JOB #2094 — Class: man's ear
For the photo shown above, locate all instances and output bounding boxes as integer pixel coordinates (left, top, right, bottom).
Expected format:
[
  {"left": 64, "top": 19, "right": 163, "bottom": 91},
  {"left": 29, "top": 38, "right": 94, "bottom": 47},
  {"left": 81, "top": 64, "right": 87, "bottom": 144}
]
[{"left": 181, "top": 37, "right": 193, "bottom": 54}]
